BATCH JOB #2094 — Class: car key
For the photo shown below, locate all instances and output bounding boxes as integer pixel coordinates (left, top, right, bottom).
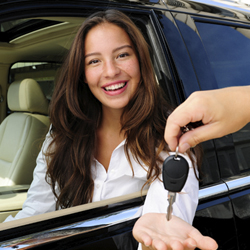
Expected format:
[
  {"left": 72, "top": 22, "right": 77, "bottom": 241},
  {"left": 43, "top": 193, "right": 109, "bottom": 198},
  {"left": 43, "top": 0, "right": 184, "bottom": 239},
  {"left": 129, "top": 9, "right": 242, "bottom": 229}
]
[{"left": 162, "top": 147, "right": 189, "bottom": 221}]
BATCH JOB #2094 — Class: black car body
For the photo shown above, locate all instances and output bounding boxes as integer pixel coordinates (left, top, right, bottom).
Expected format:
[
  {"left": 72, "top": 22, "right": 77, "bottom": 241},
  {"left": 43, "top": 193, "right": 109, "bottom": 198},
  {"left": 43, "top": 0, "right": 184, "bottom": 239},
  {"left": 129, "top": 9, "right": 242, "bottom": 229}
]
[{"left": 1, "top": 0, "right": 250, "bottom": 249}]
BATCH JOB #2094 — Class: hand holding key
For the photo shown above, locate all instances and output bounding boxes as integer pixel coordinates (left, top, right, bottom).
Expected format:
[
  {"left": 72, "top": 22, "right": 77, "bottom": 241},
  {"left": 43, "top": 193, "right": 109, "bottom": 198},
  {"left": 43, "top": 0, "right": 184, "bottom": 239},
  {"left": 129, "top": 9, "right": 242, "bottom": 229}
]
[{"left": 162, "top": 146, "right": 189, "bottom": 221}]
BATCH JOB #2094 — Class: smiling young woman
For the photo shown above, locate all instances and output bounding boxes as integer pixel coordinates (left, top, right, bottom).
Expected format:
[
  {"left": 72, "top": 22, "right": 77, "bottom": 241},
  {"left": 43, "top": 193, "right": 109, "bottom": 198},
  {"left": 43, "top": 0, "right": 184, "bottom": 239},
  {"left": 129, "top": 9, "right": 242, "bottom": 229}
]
[
  {"left": 84, "top": 22, "right": 142, "bottom": 170},
  {"left": 45, "top": 10, "right": 187, "bottom": 210}
]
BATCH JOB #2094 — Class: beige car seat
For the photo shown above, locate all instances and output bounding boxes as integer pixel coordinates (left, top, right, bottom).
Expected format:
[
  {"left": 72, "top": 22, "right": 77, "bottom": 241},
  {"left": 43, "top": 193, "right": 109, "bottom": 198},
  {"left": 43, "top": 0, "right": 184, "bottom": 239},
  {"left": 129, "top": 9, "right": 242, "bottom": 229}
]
[{"left": 0, "top": 79, "right": 50, "bottom": 186}]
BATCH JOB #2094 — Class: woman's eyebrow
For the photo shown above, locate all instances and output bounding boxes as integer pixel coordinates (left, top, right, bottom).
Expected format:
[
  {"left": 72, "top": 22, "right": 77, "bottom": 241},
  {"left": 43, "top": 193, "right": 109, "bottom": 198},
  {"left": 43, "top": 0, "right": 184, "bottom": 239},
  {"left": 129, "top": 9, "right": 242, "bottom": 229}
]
[
  {"left": 84, "top": 52, "right": 101, "bottom": 59},
  {"left": 113, "top": 45, "right": 133, "bottom": 53},
  {"left": 84, "top": 45, "right": 133, "bottom": 59}
]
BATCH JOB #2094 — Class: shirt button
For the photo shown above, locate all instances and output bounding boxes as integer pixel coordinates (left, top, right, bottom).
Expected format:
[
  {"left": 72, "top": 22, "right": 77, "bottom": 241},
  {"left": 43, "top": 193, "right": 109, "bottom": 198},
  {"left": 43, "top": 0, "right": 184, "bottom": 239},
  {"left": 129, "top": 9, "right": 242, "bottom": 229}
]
[{"left": 96, "top": 184, "right": 100, "bottom": 188}]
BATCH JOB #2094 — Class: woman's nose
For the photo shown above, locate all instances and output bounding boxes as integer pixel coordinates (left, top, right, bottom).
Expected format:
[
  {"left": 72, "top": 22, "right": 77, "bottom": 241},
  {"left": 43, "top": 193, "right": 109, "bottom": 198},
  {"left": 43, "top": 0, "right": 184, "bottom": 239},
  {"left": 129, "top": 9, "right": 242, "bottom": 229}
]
[{"left": 103, "top": 60, "right": 120, "bottom": 78}]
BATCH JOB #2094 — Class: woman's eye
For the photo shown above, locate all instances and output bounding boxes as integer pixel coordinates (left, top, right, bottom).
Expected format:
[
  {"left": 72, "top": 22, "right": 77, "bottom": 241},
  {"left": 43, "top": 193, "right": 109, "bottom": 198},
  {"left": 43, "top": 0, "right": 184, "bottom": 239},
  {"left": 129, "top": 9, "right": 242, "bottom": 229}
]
[
  {"left": 118, "top": 52, "right": 129, "bottom": 59},
  {"left": 88, "top": 59, "right": 99, "bottom": 65}
]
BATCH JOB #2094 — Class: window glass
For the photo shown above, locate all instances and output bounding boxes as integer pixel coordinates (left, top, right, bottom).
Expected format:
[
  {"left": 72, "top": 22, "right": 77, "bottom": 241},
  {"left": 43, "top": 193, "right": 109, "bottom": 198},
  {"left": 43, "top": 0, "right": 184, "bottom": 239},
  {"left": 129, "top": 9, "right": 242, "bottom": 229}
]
[
  {"left": 10, "top": 62, "right": 61, "bottom": 100},
  {"left": 0, "top": 19, "right": 29, "bottom": 32},
  {"left": 196, "top": 22, "right": 250, "bottom": 88},
  {"left": 196, "top": 21, "right": 250, "bottom": 175},
  {"left": 0, "top": 19, "right": 63, "bottom": 43}
]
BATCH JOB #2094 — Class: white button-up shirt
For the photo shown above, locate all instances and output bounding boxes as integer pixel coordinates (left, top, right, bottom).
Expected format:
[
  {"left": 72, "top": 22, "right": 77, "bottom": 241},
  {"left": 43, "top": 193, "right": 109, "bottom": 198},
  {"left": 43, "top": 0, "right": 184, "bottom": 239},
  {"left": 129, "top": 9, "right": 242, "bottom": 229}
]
[{"left": 5, "top": 135, "right": 199, "bottom": 225}]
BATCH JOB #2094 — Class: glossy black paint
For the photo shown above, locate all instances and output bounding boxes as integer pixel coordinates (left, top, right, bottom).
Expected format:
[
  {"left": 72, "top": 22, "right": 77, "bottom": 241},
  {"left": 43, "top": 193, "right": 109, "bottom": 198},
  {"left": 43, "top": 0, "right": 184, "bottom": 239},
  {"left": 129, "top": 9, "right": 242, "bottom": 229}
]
[
  {"left": 230, "top": 190, "right": 250, "bottom": 250},
  {"left": 0, "top": 196, "right": 145, "bottom": 243},
  {"left": 157, "top": 11, "right": 201, "bottom": 100},
  {"left": 194, "top": 199, "right": 238, "bottom": 250},
  {"left": 1, "top": 0, "right": 250, "bottom": 249}
]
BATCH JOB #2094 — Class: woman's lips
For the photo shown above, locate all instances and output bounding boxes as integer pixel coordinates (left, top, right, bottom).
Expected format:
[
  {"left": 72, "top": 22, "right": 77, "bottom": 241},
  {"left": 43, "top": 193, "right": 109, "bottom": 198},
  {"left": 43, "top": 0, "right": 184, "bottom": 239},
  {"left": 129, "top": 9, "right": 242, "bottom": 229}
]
[{"left": 102, "top": 81, "right": 128, "bottom": 96}]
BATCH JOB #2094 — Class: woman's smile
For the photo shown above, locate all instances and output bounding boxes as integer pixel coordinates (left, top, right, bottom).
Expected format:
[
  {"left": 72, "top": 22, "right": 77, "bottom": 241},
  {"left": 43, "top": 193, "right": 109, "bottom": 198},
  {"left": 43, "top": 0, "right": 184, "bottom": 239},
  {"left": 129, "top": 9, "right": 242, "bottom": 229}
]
[{"left": 102, "top": 81, "right": 128, "bottom": 95}]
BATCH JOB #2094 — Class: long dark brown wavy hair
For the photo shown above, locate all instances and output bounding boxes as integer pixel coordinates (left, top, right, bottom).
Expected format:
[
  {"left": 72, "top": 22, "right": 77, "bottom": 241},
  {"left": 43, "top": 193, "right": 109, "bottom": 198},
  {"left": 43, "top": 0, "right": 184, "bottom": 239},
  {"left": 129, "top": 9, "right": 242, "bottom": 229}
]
[{"left": 45, "top": 9, "right": 202, "bottom": 209}]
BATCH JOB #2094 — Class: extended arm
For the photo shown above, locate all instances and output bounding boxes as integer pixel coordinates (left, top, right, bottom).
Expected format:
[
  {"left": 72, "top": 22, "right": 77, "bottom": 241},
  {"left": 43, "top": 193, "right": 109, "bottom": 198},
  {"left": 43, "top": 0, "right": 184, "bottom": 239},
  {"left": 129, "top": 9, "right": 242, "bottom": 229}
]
[{"left": 165, "top": 86, "right": 250, "bottom": 153}]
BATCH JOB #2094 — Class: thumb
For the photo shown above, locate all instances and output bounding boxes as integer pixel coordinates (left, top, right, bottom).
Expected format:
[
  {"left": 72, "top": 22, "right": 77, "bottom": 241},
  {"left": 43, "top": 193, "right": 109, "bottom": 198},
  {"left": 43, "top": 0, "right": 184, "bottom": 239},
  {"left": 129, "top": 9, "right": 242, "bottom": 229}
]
[
  {"left": 189, "top": 228, "right": 218, "bottom": 250},
  {"left": 178, "top": 123, "right": 221, "bottom": 153},
  {"left": 197, "top": 236, "right": 218, "bottom": 250}
]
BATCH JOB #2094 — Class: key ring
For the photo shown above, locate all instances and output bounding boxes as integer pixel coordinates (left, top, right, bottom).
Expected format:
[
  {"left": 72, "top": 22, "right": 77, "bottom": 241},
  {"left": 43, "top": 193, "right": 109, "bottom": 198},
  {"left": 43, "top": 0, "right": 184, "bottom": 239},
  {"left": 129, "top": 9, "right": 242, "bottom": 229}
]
[
  {"left": 174, "top": 146, "right": 180, "bottom": 160},
  {"left": 181, "top": 125, "right": 191, "bottom": 135},
  {"left": 174, "top": 125, "right": 192, "bottom": 160}
]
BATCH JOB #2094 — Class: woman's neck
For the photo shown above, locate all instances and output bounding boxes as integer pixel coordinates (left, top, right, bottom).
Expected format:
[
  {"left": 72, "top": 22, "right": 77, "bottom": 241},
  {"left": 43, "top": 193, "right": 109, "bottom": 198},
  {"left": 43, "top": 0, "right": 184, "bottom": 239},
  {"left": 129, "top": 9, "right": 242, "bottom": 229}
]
[
  {"left": 100, "top": 106, "right": 124, "bottom": 134},
  {"left": 95, "top": 106, "right": 125, "bottom": 171}
]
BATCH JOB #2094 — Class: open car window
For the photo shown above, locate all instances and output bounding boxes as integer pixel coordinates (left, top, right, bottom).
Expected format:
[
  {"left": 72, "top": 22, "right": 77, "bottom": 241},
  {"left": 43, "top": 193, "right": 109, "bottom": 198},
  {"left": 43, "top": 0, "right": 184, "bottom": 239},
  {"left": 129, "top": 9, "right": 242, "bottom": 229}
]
[{"left": 0, "top": 9, "right": 173, "bottom": 229}]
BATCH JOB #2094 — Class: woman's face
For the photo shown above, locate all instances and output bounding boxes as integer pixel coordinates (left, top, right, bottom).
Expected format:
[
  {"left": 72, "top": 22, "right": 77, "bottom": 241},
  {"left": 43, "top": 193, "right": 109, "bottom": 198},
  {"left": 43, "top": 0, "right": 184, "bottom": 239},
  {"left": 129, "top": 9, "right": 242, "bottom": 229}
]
[{"left": 84, "top": 22, "right": 141, "bottom": 112}]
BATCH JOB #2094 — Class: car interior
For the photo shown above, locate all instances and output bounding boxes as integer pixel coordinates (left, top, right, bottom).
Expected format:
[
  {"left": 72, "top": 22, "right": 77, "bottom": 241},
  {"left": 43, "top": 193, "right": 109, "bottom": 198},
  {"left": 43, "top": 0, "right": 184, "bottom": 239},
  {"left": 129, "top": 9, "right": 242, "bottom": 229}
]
[
  {"left": 0, "top": 77, "right": 50, "bottom": 186},
  {"left": 0, "top": 16, "right": 88, "bottom": 222}
]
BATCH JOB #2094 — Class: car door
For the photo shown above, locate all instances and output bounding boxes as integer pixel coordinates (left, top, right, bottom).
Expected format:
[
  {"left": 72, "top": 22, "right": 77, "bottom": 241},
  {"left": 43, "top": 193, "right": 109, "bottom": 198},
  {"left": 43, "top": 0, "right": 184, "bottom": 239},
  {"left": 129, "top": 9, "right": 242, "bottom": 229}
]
[
  {"left": 0, "top": 1, "right": 184, "bottom": 249},
  {"left": 192, "top": 17, "right": 250, "bottom": 250},
  {"left": 162, "top": 5, "right": 250, "bottom": 248},
  {"left": 156, "top": 10, "right": 239, "bottom": 249}
]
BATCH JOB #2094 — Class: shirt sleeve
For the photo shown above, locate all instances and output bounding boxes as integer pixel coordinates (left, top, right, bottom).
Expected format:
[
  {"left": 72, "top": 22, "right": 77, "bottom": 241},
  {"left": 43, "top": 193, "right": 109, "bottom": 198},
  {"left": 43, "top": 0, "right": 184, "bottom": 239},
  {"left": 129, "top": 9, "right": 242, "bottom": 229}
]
[
  {"left": 141, "top": 152, "right": 199, "bottom": 225},
  {"left": 4, "top": 132, "right": 57, "bottom": 222}
]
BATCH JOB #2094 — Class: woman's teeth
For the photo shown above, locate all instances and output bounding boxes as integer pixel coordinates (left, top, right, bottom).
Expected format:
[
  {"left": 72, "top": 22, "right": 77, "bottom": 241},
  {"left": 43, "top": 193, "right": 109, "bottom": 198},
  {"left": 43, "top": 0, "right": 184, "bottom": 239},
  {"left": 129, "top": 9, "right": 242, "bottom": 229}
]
[{"left": 104, "top": 82, "right": 126, "bottom": 91}]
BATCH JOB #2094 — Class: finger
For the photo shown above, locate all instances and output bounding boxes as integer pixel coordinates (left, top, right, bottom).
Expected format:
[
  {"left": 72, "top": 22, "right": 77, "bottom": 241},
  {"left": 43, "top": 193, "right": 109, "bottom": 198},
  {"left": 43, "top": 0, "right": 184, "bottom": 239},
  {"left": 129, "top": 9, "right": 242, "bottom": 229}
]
[
  {"left": 178, "top": 122, "right": 224, "bottom": 153},
  {"left": 189, "top": 229, "right": 218, "bottom": 250},
  {"left": 196, "top": 236, "right": 218, "bottom": 250},
  {"left": 142, "top": 235, "right": 153, "bottom": 248},
  {"left": 169, "top": 240, "right": 184, "bottom": 250},
  {"left": 132, "top": 227, "right": 152, "bottom": 247},
  {"left": 183, "top": 238, "right": 197, "bottom": 249},
  {"left": 151, "top": 238, "right": 168, "bottom": 250},
  {"left": 142, "top": 244, "right": 153, "bottom": 250},
  {"left": 138, "top": 233, "right": 152, "bottom": 248},
  {"left": 165, "top": 113, "right": 193, "bottom": 151},
  {"left": 165, "top": 104, "right": 205, "bottom": 151},
  {"left": 164, "top": 122, "right": 181, "bottom": 151}
]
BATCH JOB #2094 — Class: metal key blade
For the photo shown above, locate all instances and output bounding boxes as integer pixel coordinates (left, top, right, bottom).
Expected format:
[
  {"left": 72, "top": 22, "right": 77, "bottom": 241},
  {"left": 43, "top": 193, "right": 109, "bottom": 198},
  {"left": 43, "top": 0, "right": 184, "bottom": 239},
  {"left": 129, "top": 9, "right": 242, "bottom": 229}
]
[{"left": 167, "top": 191, "right": 176, "bottom": 221}]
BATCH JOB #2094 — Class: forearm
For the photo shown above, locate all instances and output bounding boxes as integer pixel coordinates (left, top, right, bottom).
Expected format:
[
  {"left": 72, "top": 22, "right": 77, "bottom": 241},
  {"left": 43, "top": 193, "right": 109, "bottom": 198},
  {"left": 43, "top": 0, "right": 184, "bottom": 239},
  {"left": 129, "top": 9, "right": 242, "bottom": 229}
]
[
  {"left": 165, "top": 85, "right": 250, "bottom": 153},
  {"left": 226, "top": 86, "right": 250, "bottom": 127}
]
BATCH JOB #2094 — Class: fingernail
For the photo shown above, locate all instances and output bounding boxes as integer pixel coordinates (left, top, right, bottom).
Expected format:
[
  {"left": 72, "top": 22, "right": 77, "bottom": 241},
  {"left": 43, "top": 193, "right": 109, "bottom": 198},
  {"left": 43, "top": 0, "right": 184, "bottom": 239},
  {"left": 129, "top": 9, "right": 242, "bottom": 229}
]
[
  {"left": 187, "top": 243, "right": 197, "bottom": 248},
  {"left": 180, "top": 143, "right": 190, "bottom": 152}
]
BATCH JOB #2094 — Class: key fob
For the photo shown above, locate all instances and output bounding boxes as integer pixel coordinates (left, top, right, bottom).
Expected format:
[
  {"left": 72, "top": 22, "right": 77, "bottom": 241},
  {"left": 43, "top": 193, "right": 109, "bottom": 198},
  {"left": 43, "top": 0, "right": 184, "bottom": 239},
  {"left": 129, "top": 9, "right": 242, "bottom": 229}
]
[{"left": 162, "top": 155, "right": 189, "bottom": 192}]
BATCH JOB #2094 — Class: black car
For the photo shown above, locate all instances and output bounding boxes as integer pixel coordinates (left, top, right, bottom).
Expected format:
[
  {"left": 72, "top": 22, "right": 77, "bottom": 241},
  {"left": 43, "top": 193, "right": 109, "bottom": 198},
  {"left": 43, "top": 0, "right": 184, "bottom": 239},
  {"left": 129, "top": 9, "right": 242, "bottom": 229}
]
[{"left": 1, "top": 0, "right": 250, "bottom": 249}]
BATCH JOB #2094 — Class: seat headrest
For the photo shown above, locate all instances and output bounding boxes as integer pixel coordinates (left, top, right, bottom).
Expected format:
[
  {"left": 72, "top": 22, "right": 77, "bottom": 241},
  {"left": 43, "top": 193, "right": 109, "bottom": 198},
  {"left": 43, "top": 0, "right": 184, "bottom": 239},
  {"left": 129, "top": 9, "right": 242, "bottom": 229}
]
[{"left": 7, "top": 79, "right": 49, "bottom": 115}]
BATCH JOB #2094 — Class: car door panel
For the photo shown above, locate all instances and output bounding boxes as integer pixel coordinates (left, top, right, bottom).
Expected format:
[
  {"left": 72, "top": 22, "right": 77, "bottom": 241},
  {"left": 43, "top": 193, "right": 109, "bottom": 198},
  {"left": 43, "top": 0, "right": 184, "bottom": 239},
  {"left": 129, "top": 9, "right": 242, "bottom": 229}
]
[{"left": 171, "top": 11, "right": 250, "bottom": 249}]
